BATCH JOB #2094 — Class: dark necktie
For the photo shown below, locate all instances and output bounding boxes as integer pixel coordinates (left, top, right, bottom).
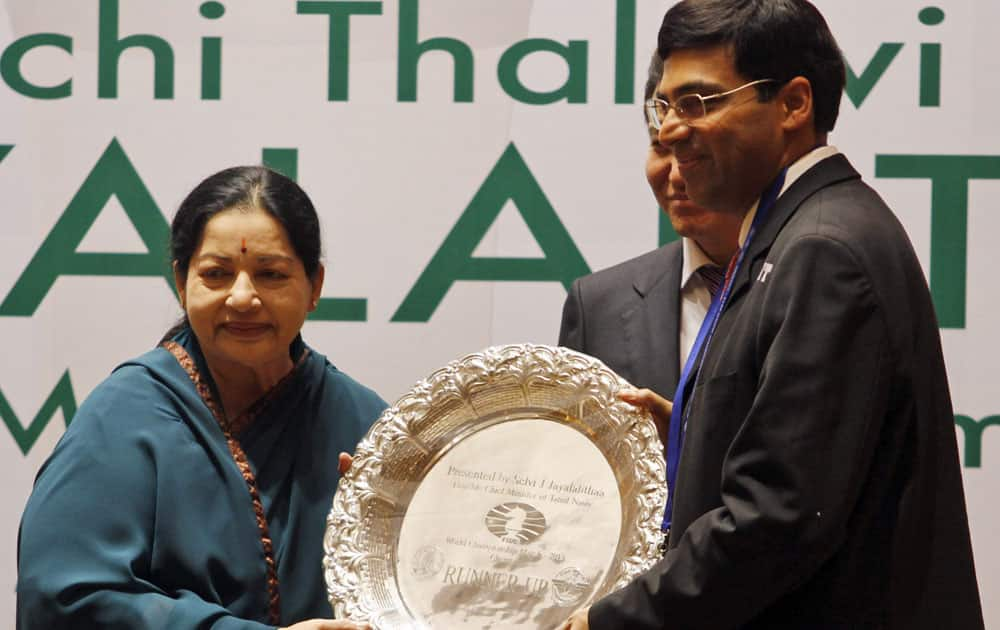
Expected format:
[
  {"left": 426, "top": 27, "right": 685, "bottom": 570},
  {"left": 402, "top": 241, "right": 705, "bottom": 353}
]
[{"left": 696, "top": 264, "right": 726, "bottom": 299}]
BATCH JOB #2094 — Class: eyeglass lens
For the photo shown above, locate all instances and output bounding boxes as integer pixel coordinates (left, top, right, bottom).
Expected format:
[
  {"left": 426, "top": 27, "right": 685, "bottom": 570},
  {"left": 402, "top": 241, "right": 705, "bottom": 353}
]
[{"left": 651, "top": 95, "right": 704, "bottom": 128}]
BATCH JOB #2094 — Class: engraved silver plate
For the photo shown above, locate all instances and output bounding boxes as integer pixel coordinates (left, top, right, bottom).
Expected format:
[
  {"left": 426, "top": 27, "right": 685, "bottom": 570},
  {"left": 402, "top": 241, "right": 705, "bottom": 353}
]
[{"left": 324, "top": 344, "right": 667, "bottom": 629}]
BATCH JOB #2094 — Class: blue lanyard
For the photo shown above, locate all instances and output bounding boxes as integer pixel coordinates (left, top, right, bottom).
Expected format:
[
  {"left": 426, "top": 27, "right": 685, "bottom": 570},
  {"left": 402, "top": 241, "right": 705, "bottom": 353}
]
[{"left": 661, "top": 169, "right": 787, "bottom": 533}]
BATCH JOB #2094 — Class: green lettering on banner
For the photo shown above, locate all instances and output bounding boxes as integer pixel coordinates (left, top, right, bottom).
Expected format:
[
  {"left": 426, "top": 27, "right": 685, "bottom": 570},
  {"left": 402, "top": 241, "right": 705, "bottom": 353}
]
[
  {"left": 200, "top": 1, "right": 226, "bottom": 100},
  {"left": 614, "top": 0, "right": 636, "bottom": 104},
  {"left": 261, "top": 147, "right": 368, "bottom": 321},
  {"left": 955, "top": 415, "right": 1000, "bottom": 468},
  {"left": 262, "top": 147, "right": 299, "bottom": 181},
  {"left": 497, "top": 39, "right": 588, "bottom": 105},
  {"left": 392, "top": 143, "right": 590, "bottom": 322},
  {"left": 658, "top": 207, "right": 679, "bottom": 247},
  {"left": 0, "top": 371, "right": 77, "bottom": 455},
  {"left": 918, "top": 6, "right": 945, "bottom": 107},
  {"left": 297, "top": 1, "right": 383, "bottom": 102},
  {"left": 844, "top": 43, "right": 902, "bottom": 108},
  {"left": 0, "top": 145, "right": 12, "bottom": 164},
  {"left": 98, "top": 0, "right": 175, "bottom": 99},
  {"left": 919, "top": 42, "right": 941, "bottom": 107},
  {"left": 310, "top": 297, "right": 366, "bottom": 321},
  {"left": 201, "top": 36, "right": 222, "bottom": 100},
  {"left": 0, "top": 139, "right": 173, "bottom": 317},
  {"left": 875, "top": 155, "right": 1000, "bottom": 329},
  {"left": 0, "top": 33, "right": 73, "bottom": 99},
  {"left": 397, "top": 0, "right": 473, "bottom": 102}
]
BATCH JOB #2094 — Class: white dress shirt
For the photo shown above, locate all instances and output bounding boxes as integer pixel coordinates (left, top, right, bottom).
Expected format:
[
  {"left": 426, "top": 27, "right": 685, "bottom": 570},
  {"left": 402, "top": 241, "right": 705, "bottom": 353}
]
[
  {"left": 738, "top": 145, "right": 841, "bottom": 247},
  {"left": 678, "top": 237, "right": 718, "bottom": 372}
]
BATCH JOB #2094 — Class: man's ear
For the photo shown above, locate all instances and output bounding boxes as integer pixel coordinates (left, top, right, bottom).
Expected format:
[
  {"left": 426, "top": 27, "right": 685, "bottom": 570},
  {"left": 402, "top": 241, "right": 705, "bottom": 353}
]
[
  {"left": 173, "top": 261, "right": 186, "bottom": 309},
  {"left": 779, "top": 76, "right": 814, "bottom": 132}
]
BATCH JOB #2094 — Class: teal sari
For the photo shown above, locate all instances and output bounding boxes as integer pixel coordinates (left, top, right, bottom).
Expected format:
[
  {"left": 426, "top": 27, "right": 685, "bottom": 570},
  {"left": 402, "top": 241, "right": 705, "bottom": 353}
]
[{"left": 17, "top": 328, "right": 386, "bottom": 629}]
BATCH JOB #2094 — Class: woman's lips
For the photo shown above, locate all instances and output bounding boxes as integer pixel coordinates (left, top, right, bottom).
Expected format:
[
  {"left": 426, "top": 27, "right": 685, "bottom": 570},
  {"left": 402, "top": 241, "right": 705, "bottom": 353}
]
[{"left": 221, "top": 322, "right": 271, "bottom": 337}]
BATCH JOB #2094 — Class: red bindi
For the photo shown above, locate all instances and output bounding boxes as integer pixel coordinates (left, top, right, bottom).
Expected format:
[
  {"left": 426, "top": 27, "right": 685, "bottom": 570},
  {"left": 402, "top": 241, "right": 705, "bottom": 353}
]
[{"left": 240, "top": 237, "right": 247, "bottom": 254}]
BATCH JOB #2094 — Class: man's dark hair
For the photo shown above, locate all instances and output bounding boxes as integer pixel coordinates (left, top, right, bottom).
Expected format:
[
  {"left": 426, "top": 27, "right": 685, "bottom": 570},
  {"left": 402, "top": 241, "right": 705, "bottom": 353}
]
[{"left": 657, "top": 0, "right": 846, "bottom": 133}]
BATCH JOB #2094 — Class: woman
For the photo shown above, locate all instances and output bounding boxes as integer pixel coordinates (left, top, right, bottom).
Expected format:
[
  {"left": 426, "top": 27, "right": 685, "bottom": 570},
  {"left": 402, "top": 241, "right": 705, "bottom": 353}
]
[{"left": 17, "top": 166, "right": 384, "bottom": 630}]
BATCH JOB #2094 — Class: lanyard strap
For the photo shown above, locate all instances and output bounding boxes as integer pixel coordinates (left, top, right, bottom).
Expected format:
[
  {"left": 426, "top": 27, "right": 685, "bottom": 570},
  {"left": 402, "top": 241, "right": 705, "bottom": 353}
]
[{"left": 661, "top": 168, "right": 787, "bottom": 533}]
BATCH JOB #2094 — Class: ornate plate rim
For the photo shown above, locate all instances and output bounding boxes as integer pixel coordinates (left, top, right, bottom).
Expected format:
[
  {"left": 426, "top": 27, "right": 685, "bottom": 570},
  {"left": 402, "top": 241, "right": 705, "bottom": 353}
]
[{"left": 324, "top": 343, "right": 667, "bottom": 627}]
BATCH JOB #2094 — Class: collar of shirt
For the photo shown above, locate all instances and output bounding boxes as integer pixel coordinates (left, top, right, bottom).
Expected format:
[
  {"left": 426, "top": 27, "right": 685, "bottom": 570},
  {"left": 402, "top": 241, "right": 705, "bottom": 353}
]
[
  {"left": 737, "top": 145, "right": 841, "bottom": 247},
  {"left": 680, "top": 236, "right": 718, "bottom": 290}
]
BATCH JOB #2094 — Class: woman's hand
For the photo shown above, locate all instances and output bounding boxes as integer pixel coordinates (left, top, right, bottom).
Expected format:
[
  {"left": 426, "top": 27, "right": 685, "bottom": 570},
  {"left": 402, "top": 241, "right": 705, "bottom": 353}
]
[
  {"left": 338, "top": 452, "right": 353, "bottom": 475},
  {"left": 280, "top": 619, "right": 371, "bottom": 630},
  {"left": 618, "top": 388, "right": 673, "bottom": 445},
  {"left": 557, "top": 605, "right": 590, "bottom": 630}
]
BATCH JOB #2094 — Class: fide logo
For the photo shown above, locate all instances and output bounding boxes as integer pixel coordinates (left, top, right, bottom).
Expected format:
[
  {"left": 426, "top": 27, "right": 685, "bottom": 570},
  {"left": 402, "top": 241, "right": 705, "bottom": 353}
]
[
  {"left": 550, "top": 567, "right": 592, "bottom": 606},
  {"left": 410, "top": 545, "right": 445, "bottom": 580},
  {"left": 484, "top": 502, "right": 547, "bottom": 544}
]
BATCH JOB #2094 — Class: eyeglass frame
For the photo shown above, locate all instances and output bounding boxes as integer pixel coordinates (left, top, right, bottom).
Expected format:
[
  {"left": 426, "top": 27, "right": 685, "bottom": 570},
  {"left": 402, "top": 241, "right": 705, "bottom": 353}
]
[{"left": 645, "top": 78, "right": 779, "bottom": 130}]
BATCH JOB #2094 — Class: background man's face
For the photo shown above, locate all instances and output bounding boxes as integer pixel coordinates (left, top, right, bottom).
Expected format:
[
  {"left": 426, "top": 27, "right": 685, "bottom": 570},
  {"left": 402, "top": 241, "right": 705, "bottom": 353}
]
[
  {"left": 646, "top": 113, "right": 742, "bottom": 262},
  {"left": 657, "top": 45, "right": 785, "bottom": 214},
  {"left": 646, "top": 132, "right": 712, "bottom": 240}
]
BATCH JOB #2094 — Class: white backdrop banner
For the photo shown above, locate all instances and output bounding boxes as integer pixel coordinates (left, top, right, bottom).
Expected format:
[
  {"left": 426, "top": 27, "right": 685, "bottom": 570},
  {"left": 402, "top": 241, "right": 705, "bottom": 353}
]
[{"left": 1, "top": 0, "right": 997, "bottom": 625}]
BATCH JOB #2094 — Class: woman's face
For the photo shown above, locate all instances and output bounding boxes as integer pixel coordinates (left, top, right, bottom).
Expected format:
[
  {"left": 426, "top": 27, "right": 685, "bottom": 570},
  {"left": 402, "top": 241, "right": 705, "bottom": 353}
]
[{"left": 175, "top": 206, "right": 323, "bottom": 377}]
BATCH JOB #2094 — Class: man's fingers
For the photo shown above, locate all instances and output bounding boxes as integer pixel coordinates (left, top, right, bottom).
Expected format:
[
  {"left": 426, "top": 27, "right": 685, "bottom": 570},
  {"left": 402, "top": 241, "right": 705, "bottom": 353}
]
[
  {"left": 556, "top": 606, "right": 590, "bottom": 630},
  {"left": 619, "top": 387, "right": 673, "bottom": 415},
  {"left": 618, "top": 388, "right": 673, "bottom": 443}
]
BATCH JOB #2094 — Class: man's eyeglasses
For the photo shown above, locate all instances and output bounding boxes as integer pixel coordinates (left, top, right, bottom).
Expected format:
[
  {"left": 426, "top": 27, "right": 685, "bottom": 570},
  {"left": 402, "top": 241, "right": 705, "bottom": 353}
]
[{"left": 645, "top": 78, "right": 777, "bottom": 130}]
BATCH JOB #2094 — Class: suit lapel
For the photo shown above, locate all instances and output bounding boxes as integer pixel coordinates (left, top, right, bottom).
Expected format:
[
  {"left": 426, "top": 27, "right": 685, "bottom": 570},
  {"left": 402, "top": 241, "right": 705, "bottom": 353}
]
[
  {"left": 726, "top": 154, "right": 861, "bottom": 305},
  {"left": 622, "top": 242, "right": 682, "bottom": 395}
]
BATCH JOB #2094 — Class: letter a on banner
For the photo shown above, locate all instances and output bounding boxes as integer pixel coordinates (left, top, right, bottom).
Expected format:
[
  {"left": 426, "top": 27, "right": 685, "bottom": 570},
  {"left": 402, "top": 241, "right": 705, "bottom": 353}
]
[
  {"left": 0, "top": 139, "right": 172, "bottom": 317},
  {"left": 392, "top": 143, "right": 590, "bottom": 322}
]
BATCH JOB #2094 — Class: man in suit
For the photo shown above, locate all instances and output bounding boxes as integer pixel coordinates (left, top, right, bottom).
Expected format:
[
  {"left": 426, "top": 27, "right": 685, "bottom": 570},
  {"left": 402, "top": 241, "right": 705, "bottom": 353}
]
[
  {"left": 558, "top": 51, "right": 742, "bottom": 399},
  {"left": 564, "top": 1, "right": 984, "bottom": 628}
]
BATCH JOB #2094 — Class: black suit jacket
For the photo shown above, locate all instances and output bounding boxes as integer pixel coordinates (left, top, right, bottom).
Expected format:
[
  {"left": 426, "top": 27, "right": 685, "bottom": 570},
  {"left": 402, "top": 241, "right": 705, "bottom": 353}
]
[
  {"left": 589, "top": 155, "right": 984, "bottom": 629},
  {"left": 559, "top": 241, "right": 684, "bottom": 396}
]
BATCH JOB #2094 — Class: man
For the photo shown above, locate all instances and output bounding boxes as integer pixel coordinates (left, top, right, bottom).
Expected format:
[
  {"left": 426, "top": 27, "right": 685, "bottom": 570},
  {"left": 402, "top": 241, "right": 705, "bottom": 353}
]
[
  {"left": 559, "top": 52, "right": 742, "bottom": 398},
  {"left": 566, "top": 1, "right": 984, "bottom": 628}
]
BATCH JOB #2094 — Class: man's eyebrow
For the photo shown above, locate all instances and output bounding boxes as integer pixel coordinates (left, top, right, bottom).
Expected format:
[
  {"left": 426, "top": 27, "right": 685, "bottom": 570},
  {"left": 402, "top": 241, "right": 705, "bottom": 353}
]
[{"left": 657, "top": 80, "right": 726, "bottom": 99}]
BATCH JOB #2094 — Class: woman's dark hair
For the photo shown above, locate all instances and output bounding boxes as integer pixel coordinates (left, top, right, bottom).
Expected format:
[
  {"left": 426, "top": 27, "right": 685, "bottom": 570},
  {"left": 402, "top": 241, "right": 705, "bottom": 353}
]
[
  {"left": 657, "top": 0, "right": 846, "bottom": 133},
  {"left": 160, "top": 166, "right": 322, "bottom": 342}
]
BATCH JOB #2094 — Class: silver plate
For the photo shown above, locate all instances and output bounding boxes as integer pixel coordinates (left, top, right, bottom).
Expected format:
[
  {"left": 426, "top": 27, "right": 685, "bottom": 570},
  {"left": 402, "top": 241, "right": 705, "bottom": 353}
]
[{"left": 324, "top": 344, "right": 666, "bottom": 629}]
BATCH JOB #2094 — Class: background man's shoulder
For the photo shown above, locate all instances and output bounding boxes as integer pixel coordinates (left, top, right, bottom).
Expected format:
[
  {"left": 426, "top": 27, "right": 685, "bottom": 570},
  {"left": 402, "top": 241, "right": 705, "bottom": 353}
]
[{"left": 573, "top": 240, "right": 683, "bottom": 299}]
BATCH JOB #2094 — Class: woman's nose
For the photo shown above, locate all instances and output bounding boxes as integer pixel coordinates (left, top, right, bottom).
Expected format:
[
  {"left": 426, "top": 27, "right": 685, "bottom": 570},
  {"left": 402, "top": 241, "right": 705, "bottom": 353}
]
[{"left": 226, "top": 271, "right": 260, "bottom": 311}]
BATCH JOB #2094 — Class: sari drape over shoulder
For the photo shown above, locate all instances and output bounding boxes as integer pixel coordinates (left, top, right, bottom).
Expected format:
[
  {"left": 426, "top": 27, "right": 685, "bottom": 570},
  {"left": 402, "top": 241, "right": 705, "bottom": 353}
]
[{"left": 17, "top": 329, "right": 387, "bottom": 629}]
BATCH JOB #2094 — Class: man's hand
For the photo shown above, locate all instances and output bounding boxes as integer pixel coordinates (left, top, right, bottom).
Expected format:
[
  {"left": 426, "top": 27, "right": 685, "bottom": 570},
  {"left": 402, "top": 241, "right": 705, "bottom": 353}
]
[
  {"left": 280, "top": 619, "right": 371, "bottom": 630},
  {"left": 618, "top": 387, "right": 673, "bottom": 446},
  {"left": 338, "top": 452, "right": 353, "bottom": 475},
  {"left": 558, "top": 605, "right": 591, "bottom": 630}
]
